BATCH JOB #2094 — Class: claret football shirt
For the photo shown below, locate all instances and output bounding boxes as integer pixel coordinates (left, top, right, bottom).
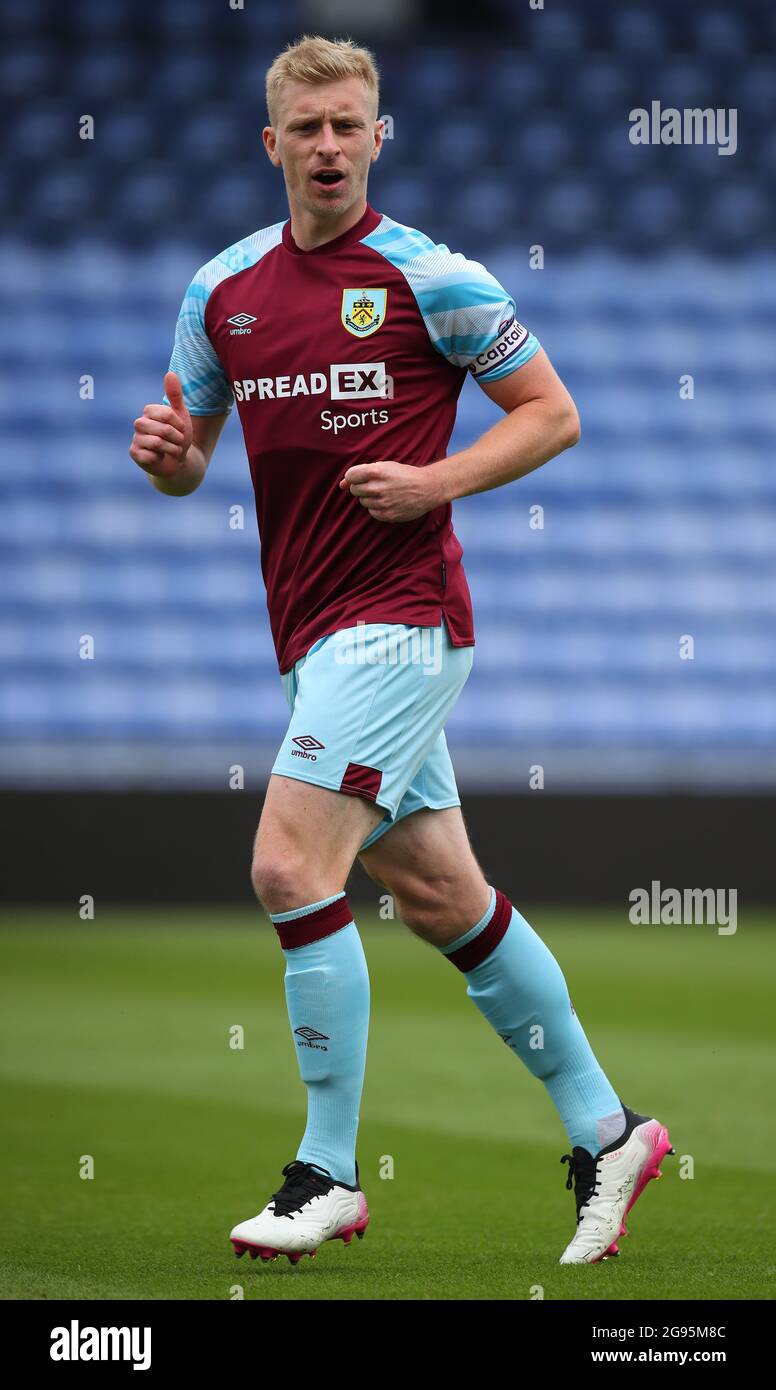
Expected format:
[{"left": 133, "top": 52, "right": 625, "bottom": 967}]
[{"left": 165, "top": 202, "right": 540, "bottom": 673}]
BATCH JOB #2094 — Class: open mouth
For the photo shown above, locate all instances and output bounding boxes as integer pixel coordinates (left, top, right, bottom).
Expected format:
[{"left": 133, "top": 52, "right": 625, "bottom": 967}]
[{"left": 312, "top": 169, "right": 346, "bottom": 187}]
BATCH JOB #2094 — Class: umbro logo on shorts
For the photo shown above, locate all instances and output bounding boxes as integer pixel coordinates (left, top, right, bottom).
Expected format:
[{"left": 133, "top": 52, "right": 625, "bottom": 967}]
[
  {"left": 294, "top": 1025, "right": 330, "bottom": 1051},
  {"left": 291, "top": 734, "right": 325, "bottom": 762}
]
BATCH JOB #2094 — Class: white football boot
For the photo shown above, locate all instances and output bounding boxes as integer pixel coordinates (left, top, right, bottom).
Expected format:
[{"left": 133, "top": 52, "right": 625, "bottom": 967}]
[
  {"left": 559, "top": 1103, "right": 674, "bottom": 1265},
  {"left": 230, "top": 1159, "right": 369, "bottom": 1266}
]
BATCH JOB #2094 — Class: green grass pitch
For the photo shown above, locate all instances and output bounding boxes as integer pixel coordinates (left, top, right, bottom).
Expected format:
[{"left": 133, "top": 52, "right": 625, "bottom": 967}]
[{"left": 1, "top": 907, "right": 774, "bottom": 1301}]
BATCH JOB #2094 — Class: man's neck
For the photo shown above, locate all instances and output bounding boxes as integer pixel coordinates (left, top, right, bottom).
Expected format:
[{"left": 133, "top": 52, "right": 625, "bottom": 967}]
[{"left": 289, "top": 197, "right": 368, "bottom": 251}]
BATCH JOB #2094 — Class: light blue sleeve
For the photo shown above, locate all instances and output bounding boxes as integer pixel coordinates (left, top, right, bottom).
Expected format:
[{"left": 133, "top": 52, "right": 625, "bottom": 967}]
[
  {"left": 362, "top": 216, "right": 541, "bottom": 384},
  {"left": 164, "top": 266, "right": 234, "bottom": 417},
  {"left": 162, "top": 223, "right": 286, "bottom": 415}
]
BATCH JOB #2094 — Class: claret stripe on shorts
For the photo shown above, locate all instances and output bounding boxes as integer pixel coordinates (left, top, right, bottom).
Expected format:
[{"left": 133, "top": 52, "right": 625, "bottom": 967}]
[
  {"left": 445, "top": 889, "right": 513, "bottom": 971},
  {"left": 271, "top": 895, "right": 354, "bottom": 949},
  {"left": 340, "top": 761, "right": 383, "bottom": 801}
]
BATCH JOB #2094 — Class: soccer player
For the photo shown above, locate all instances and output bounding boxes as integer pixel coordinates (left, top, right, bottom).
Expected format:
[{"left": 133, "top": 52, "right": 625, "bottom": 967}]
[{"left": 129, "top": 35, "right": 671, "bottom": 1266}]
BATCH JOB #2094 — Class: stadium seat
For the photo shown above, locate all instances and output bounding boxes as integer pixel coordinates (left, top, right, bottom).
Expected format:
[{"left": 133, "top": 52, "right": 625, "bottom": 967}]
[{"left": 1, "top": 16, "right": 773, "bottom": 789}]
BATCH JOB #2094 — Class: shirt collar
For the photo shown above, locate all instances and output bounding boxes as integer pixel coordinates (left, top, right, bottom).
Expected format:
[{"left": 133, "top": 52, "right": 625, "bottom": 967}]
[{"left": 281, "top": 202, "right": 382, "bottom": 256}]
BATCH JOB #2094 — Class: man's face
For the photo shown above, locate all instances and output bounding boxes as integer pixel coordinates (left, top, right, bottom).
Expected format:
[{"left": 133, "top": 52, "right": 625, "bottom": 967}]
[{"left": 264, "top": 77, "right": 383, "bottom": 220}]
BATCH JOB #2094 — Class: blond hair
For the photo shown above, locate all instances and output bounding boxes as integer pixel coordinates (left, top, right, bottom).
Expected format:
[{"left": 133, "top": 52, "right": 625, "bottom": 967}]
[{"left": 266, "top": 34, "right": 380, "bottom": 126}]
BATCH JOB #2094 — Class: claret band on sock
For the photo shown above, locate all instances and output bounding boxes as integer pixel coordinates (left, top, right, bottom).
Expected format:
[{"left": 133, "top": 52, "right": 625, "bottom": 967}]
[
  {"left": 441, "top": 887, "right": 513, "bottom": 971},
  {"left": 270, "top": 893, "right": 354, "bottom": 949}
]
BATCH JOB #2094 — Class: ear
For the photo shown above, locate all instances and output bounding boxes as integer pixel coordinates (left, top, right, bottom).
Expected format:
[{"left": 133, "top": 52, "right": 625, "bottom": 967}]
[
  {"left": 370, "top": 120, "right": 384, "bottom": 164},
  {"left": 262, "top": 126, "right": 281, "bottom": 168}
]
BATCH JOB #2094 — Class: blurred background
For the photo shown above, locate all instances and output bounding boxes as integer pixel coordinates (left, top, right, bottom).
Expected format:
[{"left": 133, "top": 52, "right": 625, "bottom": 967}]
[{"left": 1, "top": 0, "right": 774, "bottom": 901}]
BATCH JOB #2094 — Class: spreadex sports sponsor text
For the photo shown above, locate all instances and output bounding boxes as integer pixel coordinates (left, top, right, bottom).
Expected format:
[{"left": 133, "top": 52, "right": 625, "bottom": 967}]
[{"left": 232, "top": 362, "right": 389, "bottom": 435}]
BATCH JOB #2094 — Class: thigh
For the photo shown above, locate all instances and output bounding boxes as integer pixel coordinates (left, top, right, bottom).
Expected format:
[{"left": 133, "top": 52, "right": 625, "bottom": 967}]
[
  {"left": 255, "top": 773, "right": 383, "bottom": 892},
  {"left": 359, "top": 804, "right": 489, "bottom": 925}
]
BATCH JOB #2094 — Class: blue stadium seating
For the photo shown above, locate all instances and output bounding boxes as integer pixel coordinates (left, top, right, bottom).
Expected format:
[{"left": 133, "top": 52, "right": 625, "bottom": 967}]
[{"left": 1, "top": 2, "right": 774, "bottom": 788}]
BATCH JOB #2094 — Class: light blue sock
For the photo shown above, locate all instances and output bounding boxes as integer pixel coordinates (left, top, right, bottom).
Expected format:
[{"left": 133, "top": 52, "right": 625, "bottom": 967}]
[
  {"left": 441, "top": 888, "right": 624, "bottom": 1156},
  {"left": 270, "top": 893, "right": 369, "bottom": 1186}
]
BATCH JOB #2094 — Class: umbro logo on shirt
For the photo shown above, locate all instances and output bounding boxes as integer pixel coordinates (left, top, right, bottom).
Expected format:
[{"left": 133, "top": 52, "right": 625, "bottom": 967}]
[{"left": 227, "top": 312, "right": 257, "bottom": 335}]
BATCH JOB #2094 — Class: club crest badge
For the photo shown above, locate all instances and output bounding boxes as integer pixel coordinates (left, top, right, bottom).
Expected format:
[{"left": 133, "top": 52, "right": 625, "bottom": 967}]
[{"left": 341, "top": 288, "right": 387, "bottom": 337}]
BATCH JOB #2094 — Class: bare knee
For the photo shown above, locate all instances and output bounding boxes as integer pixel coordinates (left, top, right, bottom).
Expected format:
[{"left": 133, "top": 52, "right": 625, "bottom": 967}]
[{"left": 251, "top": 846, "right": 312, "bottom": 916}]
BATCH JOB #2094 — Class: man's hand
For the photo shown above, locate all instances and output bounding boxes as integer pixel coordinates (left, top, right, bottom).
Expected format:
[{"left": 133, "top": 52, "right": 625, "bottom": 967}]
[
  {"left": 130, "top": 371, "right": 193, "bottom": 479},
  {"left": 339, "top": 459, "right": 443, "bottom": 523}
]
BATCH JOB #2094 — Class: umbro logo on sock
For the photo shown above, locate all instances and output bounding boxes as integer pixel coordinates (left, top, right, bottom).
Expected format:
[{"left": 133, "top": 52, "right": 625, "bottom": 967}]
[{"left": 294, "top": 1026, "right": 330, "bottom": 1051}]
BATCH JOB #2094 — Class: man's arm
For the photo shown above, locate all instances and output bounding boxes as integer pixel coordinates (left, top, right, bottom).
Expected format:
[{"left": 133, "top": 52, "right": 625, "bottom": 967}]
[
  {"left": 129, "top": 370, "right": 228, "bottom": 496},
  {"left": 431, "top": 347, "right": 580, "bottom": 503},
  {"left": 340, "top": 348, "right": 580, "bottom": 523}
]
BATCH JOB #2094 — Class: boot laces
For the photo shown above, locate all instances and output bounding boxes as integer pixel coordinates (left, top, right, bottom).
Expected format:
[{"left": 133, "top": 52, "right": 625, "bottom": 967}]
[
  {"left": 270, "top": 1161, "right": 333, "bottom": 1218},
  {"left": 560, "top": 1150, "right": 601, "bottom": 1224}
]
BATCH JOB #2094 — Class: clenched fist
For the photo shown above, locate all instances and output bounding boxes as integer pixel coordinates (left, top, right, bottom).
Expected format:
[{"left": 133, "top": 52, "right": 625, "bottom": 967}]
[
  {"left": 130, "top": 371, "right": 193, "bottom": 478},
  {"left": 339, "top": 458, "right": 445, "bottom": 523}
]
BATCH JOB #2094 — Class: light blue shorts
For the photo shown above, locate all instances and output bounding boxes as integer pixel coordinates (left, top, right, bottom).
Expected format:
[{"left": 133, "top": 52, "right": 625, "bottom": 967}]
[{"left": 271, "top": 621, "right": 474, "bottom": 852}]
